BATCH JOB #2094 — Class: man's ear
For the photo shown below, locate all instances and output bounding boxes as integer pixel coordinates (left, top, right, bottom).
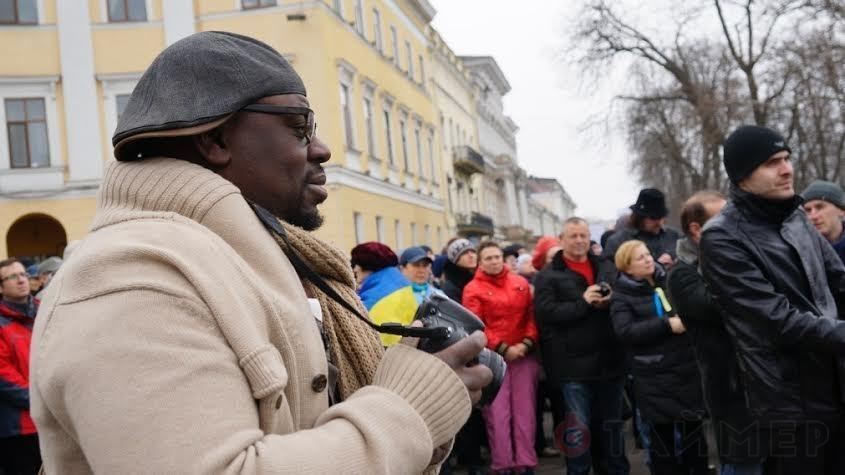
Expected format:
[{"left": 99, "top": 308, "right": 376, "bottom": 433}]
[{"left": 193, "top": 127, "right": 231, "bottom": 168}]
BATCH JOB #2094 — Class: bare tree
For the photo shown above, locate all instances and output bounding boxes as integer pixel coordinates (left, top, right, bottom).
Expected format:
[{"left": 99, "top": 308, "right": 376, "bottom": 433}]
[{"left": 572, "top": 0, "right": 844, "bottom": 212}]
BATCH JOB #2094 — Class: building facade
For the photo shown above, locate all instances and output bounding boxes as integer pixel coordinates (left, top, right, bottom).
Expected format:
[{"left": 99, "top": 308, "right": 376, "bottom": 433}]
[
  {"left": 0, "top": 0, "right": 574, "bottom": 258},
  {"left": 0, "top": 0, "right": 451, "bottom": 258}
]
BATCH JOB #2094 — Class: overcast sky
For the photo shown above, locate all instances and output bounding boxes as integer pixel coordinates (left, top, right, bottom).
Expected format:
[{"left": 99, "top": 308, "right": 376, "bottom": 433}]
[{"left": 429, "top": 0, "right": 641, "bottom": 220}]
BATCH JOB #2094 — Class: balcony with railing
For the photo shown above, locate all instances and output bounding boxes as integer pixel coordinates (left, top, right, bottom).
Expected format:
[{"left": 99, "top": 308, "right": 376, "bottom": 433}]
[
  {"left": 456, "top": 211, "right": 495, "bottom": 237},
  {"left": 452, "top": 145, "right": 485, "bottom": 175}
]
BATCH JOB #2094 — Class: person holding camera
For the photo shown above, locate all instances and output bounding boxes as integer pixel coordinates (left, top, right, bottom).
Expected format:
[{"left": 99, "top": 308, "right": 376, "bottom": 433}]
[
  {"left": 29, "top": 32, "right": 492, "bottom": 473},
  {"left": 533, "top": 217, "right": 629, "bottom": 475},
  {"left": 463, "top": 241, "right": 540, "bottom": 475},
  {"left": 610, "top": 240, "right": 708, "bottom": 475}
]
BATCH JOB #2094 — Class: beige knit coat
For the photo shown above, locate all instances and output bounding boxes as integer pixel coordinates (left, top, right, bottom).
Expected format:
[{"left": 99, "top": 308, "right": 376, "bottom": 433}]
[{"left": 30, "top": 158, "right": 470, "bottom": 474}]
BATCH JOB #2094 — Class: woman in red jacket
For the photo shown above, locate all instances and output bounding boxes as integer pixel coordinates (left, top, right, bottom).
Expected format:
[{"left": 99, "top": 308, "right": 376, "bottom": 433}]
[{"left": 462, "top": 241, "right": 540, "bottom": 475}]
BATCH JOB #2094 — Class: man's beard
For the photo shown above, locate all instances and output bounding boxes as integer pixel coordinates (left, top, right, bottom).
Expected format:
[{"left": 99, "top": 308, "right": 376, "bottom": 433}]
[{"left": 287, "top": 207, "right": 324, "bottom": 231}]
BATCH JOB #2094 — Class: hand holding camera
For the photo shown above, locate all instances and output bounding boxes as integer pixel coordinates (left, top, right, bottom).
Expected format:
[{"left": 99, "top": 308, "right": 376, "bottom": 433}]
[{"left": 583, "top": 282, "right": 612, "bottom": 307}]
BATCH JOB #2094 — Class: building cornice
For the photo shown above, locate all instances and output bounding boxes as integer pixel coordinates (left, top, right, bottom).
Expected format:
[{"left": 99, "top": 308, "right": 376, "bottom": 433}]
[{"left": 326, "top": 165, "right": 444, "bottom": 211}]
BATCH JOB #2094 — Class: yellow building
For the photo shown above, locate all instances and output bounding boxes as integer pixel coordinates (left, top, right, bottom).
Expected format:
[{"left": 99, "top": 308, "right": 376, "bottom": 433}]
[{"left": 0, "top": 0, "right": 448, "bottom": 258}]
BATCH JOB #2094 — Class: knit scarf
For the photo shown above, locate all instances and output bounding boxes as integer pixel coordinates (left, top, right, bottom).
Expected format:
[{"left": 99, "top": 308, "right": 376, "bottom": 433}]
[{"left": 272, "top": 221, "right": 385, "bottom": 401}]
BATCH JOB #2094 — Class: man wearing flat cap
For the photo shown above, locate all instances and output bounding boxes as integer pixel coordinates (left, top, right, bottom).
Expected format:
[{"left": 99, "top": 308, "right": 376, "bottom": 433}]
[
  {"left": 803, "top": 180, "right": 845, "bottom": 264},
  {"left": 700, "top": 125, "right": 845, "bottom": 472},
  {"left": 30, "top": 31, "right": 490, "bottom": 473},
  {"left": 601, "top": 188, "right": 681, "bottom": 281}
]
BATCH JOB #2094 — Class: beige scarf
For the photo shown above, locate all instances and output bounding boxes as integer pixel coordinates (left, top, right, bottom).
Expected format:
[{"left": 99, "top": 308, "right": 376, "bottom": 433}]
[{"left": 272, "top": 221, "right": 385, "bottom": 400}]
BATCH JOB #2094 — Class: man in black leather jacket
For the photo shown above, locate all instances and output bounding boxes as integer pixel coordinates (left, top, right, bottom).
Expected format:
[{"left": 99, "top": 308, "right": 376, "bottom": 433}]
[{"left": 700, "top": 125, "right": 845, "bottom": 473}]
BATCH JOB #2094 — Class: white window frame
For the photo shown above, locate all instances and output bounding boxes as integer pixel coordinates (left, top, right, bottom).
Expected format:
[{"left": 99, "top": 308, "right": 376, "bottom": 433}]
[
  {"left": 332, "top": 0, "right": 343, "bottom": 16},
  {"left": 362, "top": 83, "right": 376, "bottom": 159},
  {"left": 372, "top": 8, "right": 383, "bottom": 53},
  {"left": 354, "top": 212, "right": 364, "bottom": 244},
  {"left": 353, "top": 0, "right": 364, "bottom": 35},
  {"left": 0, "top": 0, "right": 46, "bottom": 24},
  {"left": 0, "top": 77, "right": 63, "bottom": 191},
  {"left": 405, "top": 40, "right": 413, "bottom": 78},
  {"left": 395, "top": 219, "right": 402, "bottom": 250},
  {"left": 390, "top": 26, "right": 399, "bottom": 66},
  {"left": 424, "top": 224, "right": 430, "bottom": 246},
  {"left": 399, "top": 114, "right": 409, "bottom": 172},
  {"left": 99, "top": 0, "right": 153, "bottom": 22},
  {"left": 376, "top": 215, "right": 384, "bottom": 242},
  {"left": 414, "top": 120, "right": 423, "bottom": 179},
  {"left": 418, "top": 54, "right": 425, "bottom": 86},
  {"left": 100, "top": 74, "right": 141, "bottom": 157},
  {"left": 410, "top": 222, "right": 417, "bottom": 246},
  {"left": 427, "top": 129, "right": 437, "bottom": 184}
]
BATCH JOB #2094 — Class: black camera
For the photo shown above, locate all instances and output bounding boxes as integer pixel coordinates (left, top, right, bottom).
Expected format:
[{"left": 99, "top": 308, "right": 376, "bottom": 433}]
[
  {"left": 598, "top": 281, "right": 612, "bottom": 297},
  {"left": 414, "top": 293, "right": 506, "bottom": 406}
]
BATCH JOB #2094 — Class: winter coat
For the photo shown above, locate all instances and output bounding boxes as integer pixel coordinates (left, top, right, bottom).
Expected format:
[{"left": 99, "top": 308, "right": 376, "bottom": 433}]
[
  {"left": 533, "top": 251, "right": 626, "bottom": 382},
  {"left": 31, "top": 158, "right": 470, "bottom": 473},
  {"left": 0, "top": 297, "right": 38, "bottom": 438},
  {"left": 462, "top": 268, "right": 539, "bottom": 354},
  {"left": 440, "top": 261, "right": 474, "bottom": 303},
  {"left": 610, "top": 269, "right": 705, "bottom": 424},
  {"left": 668, "top": 238, "right": 760, "bottom": 463},
  {"left": 700, "top": 187, "right": 845, "bottom": 425}
]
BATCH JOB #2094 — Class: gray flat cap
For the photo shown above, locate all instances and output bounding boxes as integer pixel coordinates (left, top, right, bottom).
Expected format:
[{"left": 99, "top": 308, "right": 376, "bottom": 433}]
[
  {"left": 113, "top": 31, "right": 306, "bottom": 161},
  {"left": 802, "top": 180, "right": 845, "bottom": 209}
]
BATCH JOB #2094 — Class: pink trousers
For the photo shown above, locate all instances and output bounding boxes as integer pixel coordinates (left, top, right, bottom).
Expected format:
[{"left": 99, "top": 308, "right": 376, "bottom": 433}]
[{"left": 482, "top": 355, "right": 541, "bottom": 472}]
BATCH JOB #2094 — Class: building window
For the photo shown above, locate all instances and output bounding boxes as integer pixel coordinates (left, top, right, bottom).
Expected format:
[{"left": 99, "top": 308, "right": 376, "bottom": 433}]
[
  {"left": 405, "top": 41, "right": 414, "bottom": 78},
  {"left": 383, "top": 109, "right": 395, "bottom": 165},
  {"left": 363, "top": 97, "right": 375, "bottom": 158},
  {"left": 414, "top": 125, "right": 423, "bottom": 178},
  {"left": 353, "top": 0, "right": 364, "bottom": 35},
  {"left": 427, "top": 132, "right": 436, "bottom": 182},
  {"left": 424, "top": 224, "right": 430, "bottom": 246},
  {"left": 418, "top": 55, "right": 425, "bottom": 85},
  {"left": 340, "top": 83, "right": 355, "bottom": 149},
  {"left": 107, "top": 0, "right": 147, "bottom": 22},
  {"left": 395, "top": 219, "right": 402, "bottom": 249},
  {"left": 390, "top": 26, "right": 399, "bottom": 66},
  {"left": 5, "top": 98, "right": 49, "bottom": 169},
  {"left": 372, "top": 8, "right": 382, "bottom": 52},
  {"left": 437, "top": 226, "right": 442, "bottom": 249},
  {"left": 0, "top": 0, "right": 37, "bottom": 24},
  {"left": 354, "top": 212, "right": 364, "bottom": 244},
  {"left": 116, "top": 94, "right": 131, "bottom": 121},
  {"left": 399, "top": 118, "right": 409, "bottom": 172},
  {"left": 333, "top": 0, "right": 343, "bottom": 15},
  {"left": 376, "top": 216, "right": 384, "bottom": 242},
  {"left": 241, "top": 0, "right": 277, "bottom": 8},
  {"left": 410, "top": 222, "right": 417, "bottom": 246}
]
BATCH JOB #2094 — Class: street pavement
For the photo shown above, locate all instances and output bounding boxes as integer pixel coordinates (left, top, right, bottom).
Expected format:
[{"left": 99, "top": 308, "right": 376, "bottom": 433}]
[{"left": 450, "top": 414, "right": 700, "bottom": 474}]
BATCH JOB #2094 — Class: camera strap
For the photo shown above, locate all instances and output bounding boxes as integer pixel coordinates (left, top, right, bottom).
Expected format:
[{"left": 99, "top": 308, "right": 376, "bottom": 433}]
[{"left": 248, "top": 201, "right": 449, "bottom": 340}]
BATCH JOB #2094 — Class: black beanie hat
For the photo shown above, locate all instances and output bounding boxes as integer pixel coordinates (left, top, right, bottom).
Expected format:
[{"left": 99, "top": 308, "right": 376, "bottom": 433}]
[{"left": 723, "top": 125, "right": 791, "bottom": 183}]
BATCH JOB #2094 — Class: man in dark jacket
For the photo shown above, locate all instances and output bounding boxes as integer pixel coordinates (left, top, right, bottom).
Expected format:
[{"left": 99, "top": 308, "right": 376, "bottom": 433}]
[
  {"left": 601, "top": 188, "right": 681, "bottom": 282},
  {"left": 802, "top": 180, "right": 845, "bottom": 264},
  {"left": 668, "top": 190, "right": 763, "bottom": 472},
  {"left": 700, "top": 125, "right": 845, "bottom": 473},
  {"left": 534, "top": 217, "right": 629, "bottom": 475},
  {"left": 0, "top": 258, "right": 41, "bottom": 475}
]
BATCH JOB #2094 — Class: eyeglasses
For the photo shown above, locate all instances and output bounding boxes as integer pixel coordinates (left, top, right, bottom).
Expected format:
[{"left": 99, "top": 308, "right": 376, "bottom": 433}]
[
  {"left": 241, "top": 104, "right": 317, "bottom": 145},
  {"left": 0, "top": 272, "right": 27, "bottom": 283}
]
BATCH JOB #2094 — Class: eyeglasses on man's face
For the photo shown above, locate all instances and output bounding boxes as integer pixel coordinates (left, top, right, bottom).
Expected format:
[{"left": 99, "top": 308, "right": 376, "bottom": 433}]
[
  {"left": 241, "top": 104, "right": 317, "bottom": 145},
  {"left": 0, "top": 272, "right": 28, "bottom": 283}
]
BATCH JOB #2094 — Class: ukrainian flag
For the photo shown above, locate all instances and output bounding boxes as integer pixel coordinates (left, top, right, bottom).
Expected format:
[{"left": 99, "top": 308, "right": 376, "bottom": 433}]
[{"left": 358, "top": 266, "right": 420, "bottom": 346}]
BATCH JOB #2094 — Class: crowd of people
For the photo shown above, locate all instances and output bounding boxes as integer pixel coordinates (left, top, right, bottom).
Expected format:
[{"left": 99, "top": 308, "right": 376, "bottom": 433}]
[
  {"left": 341, "top": 125, "right": 845, "bottom": 475},
  {"left": 5, "top": 31, "right": 845, "bottom": 475}
]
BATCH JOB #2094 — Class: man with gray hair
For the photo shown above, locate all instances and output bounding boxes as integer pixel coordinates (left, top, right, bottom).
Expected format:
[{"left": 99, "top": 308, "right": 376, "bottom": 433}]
[
  {"left": 803, "top": 180, "right": 845, "bottom": 263},
  {"left": 30, "top": 31, "right": 490, "bottom": 473}
]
